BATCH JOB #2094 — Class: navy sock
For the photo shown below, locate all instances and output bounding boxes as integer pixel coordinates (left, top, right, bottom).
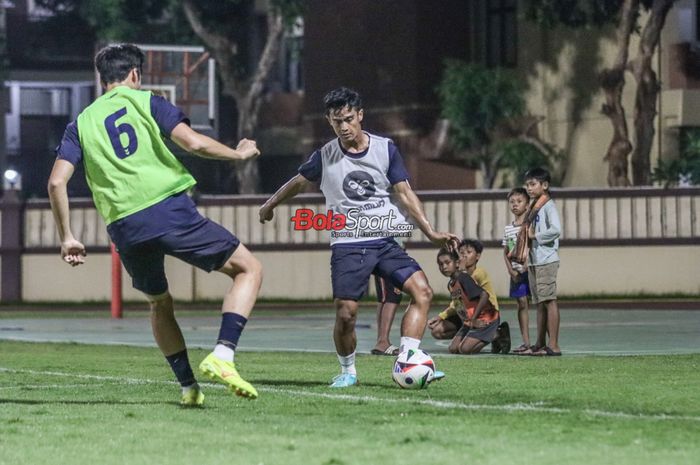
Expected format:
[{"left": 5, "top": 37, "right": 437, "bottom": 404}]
[
  {"left": 165, "top": 349, "right": 196, "bottom": 387},
  {"left": 217, "top": 313, "right": 248, "bottom": 350}
]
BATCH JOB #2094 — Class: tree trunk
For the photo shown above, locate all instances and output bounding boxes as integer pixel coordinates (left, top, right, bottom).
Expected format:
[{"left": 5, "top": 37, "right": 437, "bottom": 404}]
[
  {"left": 235, "top": 99, "right": 261, "bottom": 194},
  {"left": 600, "top": 0, "right": 638, "bottom": 187},
  {"left": 480, "top": 147, "right": 501, "bottom": 188},
  {"left": 630, "top": 0, "right": 676, "bottom": 185},
  {"left": 182, "top": 1, "right": 286, "bottom": 194},
  {"left": 234, "top": 12, "right": 284, "bottom": 194}
]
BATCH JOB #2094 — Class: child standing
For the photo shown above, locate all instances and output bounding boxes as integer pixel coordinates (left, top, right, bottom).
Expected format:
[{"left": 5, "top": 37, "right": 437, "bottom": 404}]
[
  {"left": 524, "top": 168, "right": 562, "bottom": 356},
  {"left": 502, "top": 187, "right": 531, "bottom": 354}
]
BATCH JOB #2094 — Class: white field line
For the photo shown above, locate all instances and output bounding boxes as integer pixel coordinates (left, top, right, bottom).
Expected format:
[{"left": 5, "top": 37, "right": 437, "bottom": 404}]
[
  {"left": 0, "top": 383, "right": 100, "bottom": 391},
  {"left": 1, "top": 367, "right": 699, "bottom": 423}
]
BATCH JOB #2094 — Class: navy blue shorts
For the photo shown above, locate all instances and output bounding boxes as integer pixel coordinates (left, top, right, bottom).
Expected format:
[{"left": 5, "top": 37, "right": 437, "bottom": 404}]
[
  {"left": 117, "top": 215, "right": 239, "bottom": 295},
  {"left": 331, "top": 239, "right": 421, "bottom": 301},
  {"left": 374, "top": 274, "right": 403, "bottom": 304},
  {"left": 509, "top": 272, "right": 531, "bottom": 299}
]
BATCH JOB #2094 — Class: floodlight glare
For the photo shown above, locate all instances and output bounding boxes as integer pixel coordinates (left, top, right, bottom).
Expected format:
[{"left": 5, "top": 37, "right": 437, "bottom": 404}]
[
  {"left": 3, "top": 169, "right": 21, "bottom": 191},
  {"left": 4, "top": 169, "right": 19, "bottom": 184}
]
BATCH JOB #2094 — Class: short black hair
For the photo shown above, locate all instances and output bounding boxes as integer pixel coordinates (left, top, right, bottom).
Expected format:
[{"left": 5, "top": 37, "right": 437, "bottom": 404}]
[
  {"left": 524, "top": 167, "right": 551, "bottom": 184},
  {"left": 323, "top": 87, "right": 363, "bottom": 115},
  {"left": 95, "top": 44, "right": 145, "bottom": 86},
  {"left": 437, "top": 247, "right": 459, "bottom": 261},
  {"left": 507, "top": 187, "right": 528, "bottom": 200},
  {"left": 458, "top": 238, "right": 483, "bottom": 254}
]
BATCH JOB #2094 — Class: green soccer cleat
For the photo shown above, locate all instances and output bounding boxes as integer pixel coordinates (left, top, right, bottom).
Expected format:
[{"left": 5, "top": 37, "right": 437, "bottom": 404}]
[
  {"left": 199, "top": 353, "right": 258, "bottom": 400},
  {"left": 180, "top": 384, "right": 205, "bottom": 407}
]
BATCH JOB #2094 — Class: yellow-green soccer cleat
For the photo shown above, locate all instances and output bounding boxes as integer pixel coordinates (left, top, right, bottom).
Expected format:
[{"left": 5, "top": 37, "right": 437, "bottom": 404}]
[
  {"left": 199, "top": 353, "right": 258, "bottom": 400},
  {"left": 180, "top": 385, "right": 205, "bottom": 407}
]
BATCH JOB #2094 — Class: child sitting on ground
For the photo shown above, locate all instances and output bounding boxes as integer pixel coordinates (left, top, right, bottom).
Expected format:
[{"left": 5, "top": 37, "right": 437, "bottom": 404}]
[{"left": 430, "top": 239, "right": 510, "bottom": 354}]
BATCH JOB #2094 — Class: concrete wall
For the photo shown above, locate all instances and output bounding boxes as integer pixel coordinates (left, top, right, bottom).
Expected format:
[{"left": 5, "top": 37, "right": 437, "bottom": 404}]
[{"left": 22, "top": 245, "right": 700, "bottom": 303}]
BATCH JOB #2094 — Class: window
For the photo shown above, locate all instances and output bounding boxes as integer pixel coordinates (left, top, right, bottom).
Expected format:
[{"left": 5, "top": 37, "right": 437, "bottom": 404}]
[
  {"left": 486, "top": 0, "right": 517, "bottom": 67},
  {"left": 468, "top": 0, "right": 518, "bottom": 68}
]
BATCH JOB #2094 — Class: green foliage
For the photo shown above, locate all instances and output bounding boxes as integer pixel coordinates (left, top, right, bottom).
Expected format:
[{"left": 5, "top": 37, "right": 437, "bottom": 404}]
[
  {"left": 524, "top": 0, "right": 624, "bottom": 28},
  {"left": 437, "top": 60, "right": 525, "bottom": 150},
  {"left": 524, "top": 0, "right": 657, "bottom": 29},
  {"left": 653, "top": 128, "right": 700, "bottom": 187},
  {"left": 36, "top": 0, "right": 197, "bottom": 44},
  {"left": 498, "top": 141, "right": 555, "bottom": 187}
]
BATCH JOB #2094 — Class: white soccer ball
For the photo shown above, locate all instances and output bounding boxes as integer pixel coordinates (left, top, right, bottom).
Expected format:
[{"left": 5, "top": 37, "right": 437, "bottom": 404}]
[{"left": 392, "top": 349, "right": 436, "bottom": 389}]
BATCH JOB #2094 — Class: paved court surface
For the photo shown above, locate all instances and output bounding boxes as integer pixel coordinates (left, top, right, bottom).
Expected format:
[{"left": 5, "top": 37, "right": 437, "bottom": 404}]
[{"left": 1, "top": 307, "right": 699, "bottom": 356}]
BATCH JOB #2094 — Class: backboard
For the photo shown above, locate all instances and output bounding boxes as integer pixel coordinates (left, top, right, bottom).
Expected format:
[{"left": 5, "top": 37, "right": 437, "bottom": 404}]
[{"left": 97, "top": 44, "right": 216, "bottom": 132}]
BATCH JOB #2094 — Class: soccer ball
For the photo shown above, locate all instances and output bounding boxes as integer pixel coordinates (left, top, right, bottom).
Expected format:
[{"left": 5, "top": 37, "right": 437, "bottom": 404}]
[{"left": 392, "top": 349, "right": 436, "bottom": 389}]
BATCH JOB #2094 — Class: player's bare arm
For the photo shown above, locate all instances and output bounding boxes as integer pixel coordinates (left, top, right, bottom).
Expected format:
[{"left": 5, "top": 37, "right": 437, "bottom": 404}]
[
  {"left": 47, "top": 159, "right": 86, "bottom": 267},
  {"left": 259, "top": 174, "right": 312, "bottom": 223},
  {"left": 170, "top": 122, "right": 260, "bottom": 161},
  {"left": 392, "top": 181, "right": 458, "bottom": 248}
]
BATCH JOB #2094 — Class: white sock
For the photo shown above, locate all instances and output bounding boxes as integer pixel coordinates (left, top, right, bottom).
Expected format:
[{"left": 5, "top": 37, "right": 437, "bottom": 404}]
[
  {"left": 337, "top": 352, "right": 357, "bottom": 375},
  {"left": 400, "top": 337, "right": 421, "bottom": 353},
  {"left": 213, "top": 344, "right": 234, "bottom": 363}
]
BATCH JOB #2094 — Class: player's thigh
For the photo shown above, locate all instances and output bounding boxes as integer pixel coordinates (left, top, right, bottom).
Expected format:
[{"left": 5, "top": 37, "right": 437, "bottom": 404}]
[
  {"left": 374, "top": 242, "right": 422, "bottom": 291},
  {"left": 401, "top": 270, "right": 433, "bottom": 302},
  {"left": 216, "top": 242, "right": 262, "bottom": 278}
]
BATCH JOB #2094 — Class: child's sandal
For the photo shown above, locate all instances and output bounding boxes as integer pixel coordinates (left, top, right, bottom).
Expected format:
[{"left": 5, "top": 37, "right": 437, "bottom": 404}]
[{"left": 512, "top": 343, "right": 530, "bottom": 354}]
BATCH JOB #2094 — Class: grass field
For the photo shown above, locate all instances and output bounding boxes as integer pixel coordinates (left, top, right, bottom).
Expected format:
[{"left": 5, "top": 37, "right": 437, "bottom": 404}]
[{"left": 0, "top": 340, "right": 698, "bottom": 465}]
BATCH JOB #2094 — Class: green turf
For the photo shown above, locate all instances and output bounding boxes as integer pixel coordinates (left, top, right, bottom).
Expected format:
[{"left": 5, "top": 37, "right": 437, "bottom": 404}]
[{"left": 0, "top": 341, "right": 698, "bottom": 465}]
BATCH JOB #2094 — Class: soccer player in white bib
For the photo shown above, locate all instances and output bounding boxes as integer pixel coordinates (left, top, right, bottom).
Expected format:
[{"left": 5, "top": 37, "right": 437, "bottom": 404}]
[{"left": 259, "top": 87, "right": 458, "bottom": 387}]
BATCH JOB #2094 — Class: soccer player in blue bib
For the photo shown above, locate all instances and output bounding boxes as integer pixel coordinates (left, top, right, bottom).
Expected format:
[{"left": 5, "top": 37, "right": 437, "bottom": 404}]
[
  {"left": 259, "top": 87, "right": 457, "bottom": 387},
  {"left": 48, "top": 44, "right": 262, "bottom": 405}
]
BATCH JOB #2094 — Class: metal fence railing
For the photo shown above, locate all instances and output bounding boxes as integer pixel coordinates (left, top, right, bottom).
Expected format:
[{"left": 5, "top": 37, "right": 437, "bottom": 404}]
[{"left": 16, "top": 187, "right": 700, "bottom": 252}]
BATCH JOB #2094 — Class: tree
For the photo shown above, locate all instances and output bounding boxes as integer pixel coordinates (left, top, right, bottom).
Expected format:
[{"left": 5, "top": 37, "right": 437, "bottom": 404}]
[
  {"left": 181, "top": 0, "right": 303, "bottom": 194},
  {"left": 437, "top": 60, "right": 561, "bottom": 188},
  {"left": 653, "top": 128, "right": 700, "bottom": 187},
  {"left": 37, "top": 0, "right": 303, "bottom": 194},
  {"left": 525, "top": 0, "right": 678, "bottom": 186}
]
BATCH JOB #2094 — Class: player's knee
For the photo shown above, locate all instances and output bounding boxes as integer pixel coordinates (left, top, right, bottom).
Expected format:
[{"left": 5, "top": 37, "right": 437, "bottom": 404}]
[
  {"left": 335, "top": 302, "right": 357, "bottom": 327},
  {"left": 413, "top": 284, "right": 433, "bottom": 305},
  {"left": 336, "top": 311, "right": 356, "bottom": 331},
  {"left": 247, "top": 255, "right": 263, "bottom": 282},
  {"left": 448, "top": 343, "right": 460, "bottom": 354},
  {"left": 147, "top": 291, "right": 173, "bottom": 312}
]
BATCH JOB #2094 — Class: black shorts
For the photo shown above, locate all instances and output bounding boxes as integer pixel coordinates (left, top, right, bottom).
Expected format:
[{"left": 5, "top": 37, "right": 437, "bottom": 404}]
[
  {"left": 118, "top": 215, "right": 239, "bottom": 295},
  {"left": 331, "top": 239, "right": 421, "bottom": 301}
]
